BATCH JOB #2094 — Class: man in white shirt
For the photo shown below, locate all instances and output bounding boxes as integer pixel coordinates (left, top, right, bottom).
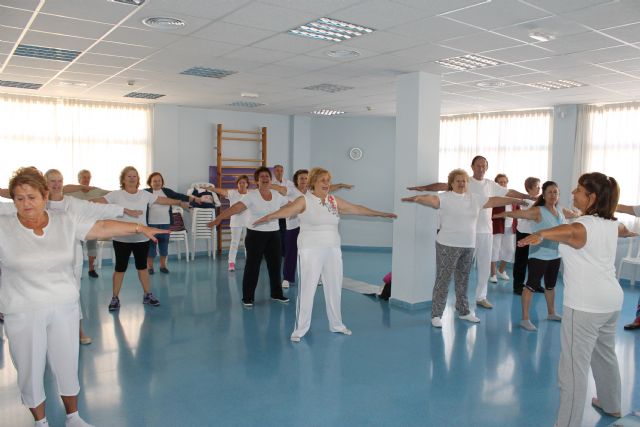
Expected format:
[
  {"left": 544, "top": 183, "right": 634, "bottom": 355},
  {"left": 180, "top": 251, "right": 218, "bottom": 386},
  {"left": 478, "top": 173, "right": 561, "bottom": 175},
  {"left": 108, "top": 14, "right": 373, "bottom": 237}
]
[
  {"left": 408, "top": 155, "right": 532, "bottom": 309},
  {"left": 272, "top": 165, "right": 291, "bottom": 255},
  {"left": 617, "top": 203, "right": 640, "bottom": 330}
]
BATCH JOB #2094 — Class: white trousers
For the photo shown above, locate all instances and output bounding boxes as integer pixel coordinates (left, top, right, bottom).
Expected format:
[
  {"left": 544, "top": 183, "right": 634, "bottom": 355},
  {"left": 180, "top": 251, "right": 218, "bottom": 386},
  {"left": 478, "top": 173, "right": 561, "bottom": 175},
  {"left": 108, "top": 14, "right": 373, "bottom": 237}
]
[
  {"left": 4, "top": 302, "right": 81, "bottom": 407},
  {"left": 474, "top": 233, "right": 492, "bottom": 301},
  {"left": 491, "top": 232, "right": 515, "bottom": 263},
  {"left": 228, "top": 226, "right": 247, "bottom": 264},
  {"left": 292, "top": 247, "right": 347, "bottom": 339}
]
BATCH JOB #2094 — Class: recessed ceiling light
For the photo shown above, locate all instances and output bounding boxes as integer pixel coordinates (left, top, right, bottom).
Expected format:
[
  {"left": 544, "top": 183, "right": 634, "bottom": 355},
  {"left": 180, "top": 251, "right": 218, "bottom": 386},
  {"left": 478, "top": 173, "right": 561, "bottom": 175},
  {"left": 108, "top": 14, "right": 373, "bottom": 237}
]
[
  {"left": 124, "top": 92, "right": 165, "bottom": 99},
  {"left": 435, "top": 54, "right": 504, "bottom": 71},
  {"left": 142, "top": 17, "right": 186, "bottom": 29},
  {"left": 288, "top": 18, "right": 374, "bottom": 43},
  {"left": 304, "top": 83, "right": 354, "bottom": 93},
  {"left": 528, "top": 31, "right": 555, "bottom": 43},
  {"left": 180, "top": 67, "right": 237, "bottom": 79},
  {"left": 475, "top": 81, "right": 507, "bottom": 88},
  {"left": 57, "top": 81, "right": 88, "bottom": 87},
  {"left": 241, "top": 92, "right": 259, "bottom": 98},
  {"left": 109, "top": 0, "right": 145, "bottom": 6},
  {"left": 15, "top": 44, "right": 81, "bottom": 62},
  {"left": 311, "top": 109, "right": 345, "bottom": 116},
  {"left": 229, "top": 101, "right": 266, "bottom": 108},
  {"left": 0, "top": 80, "right": 42, "bottom": 90},
  {"left": 527, "top": 79, "right": 586, "bottom": 90},
  {"left": 326, "top": 49, "right": 360, "bottom": 58}
]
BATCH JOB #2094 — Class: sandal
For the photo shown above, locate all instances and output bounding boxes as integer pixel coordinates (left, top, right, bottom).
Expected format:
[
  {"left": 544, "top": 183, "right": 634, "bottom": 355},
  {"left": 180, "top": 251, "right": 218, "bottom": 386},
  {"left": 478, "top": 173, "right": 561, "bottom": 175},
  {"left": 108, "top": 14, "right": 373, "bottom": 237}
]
[{"left": 591, "top": 398, "right": 621, "bottom": 418}]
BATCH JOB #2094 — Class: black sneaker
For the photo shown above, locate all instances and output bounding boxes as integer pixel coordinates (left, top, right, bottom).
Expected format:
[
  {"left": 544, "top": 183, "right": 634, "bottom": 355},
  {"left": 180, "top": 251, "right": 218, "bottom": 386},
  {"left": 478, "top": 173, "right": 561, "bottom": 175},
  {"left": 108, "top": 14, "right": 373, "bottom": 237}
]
[
  {"left": 88, "top": 270, "right": 99, "bottom": 278},
  {"left": 143, "top": 293, "right": 160, "bottom": 306},
  {"left": 108, "top": 296, "right": 120, "bottom": 311},
  {"left": 242, "top": 299, "right": 254, "bottom": 307},
  {"left": 159, "top": 267, "right": 170, "bottom": 274},
  {"left": 271, "top": 296, "right": 290, "bottom": 303},
  {"left": 148, "top": 267, "right": 154, "bottom": 275}
]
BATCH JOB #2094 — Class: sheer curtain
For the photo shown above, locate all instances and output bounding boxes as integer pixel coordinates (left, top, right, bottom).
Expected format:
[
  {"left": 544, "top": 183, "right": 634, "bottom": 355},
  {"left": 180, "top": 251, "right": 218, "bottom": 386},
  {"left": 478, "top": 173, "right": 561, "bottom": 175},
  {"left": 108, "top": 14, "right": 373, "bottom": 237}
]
[
  {"left": 0, "top": 94, "right": 151, "bottom": 190},
  {"left": 439, "top": 109, "right": 552, "bottom": 193},
  {"left": 574, "top": 102, "right": 640, "bottom": 229}
]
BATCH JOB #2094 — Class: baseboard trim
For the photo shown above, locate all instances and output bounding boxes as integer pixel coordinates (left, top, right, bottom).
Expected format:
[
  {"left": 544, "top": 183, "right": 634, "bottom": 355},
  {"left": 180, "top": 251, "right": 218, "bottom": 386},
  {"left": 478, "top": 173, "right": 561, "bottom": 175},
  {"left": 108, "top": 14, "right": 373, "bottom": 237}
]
[{"left": 341, "top": 245, "right": 392, "bottom": 253}]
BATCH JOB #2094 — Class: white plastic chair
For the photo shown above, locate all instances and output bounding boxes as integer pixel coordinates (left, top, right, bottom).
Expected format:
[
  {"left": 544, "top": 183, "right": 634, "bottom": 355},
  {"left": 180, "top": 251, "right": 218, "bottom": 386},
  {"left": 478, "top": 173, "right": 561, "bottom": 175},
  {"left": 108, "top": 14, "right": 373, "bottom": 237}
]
[
  {"left": 617, "top": 236, "right": 640, "bottom": 286},
  {"left": 95, "top": 239, "right": 115, "bottom": 270},
  {"left": 169, "top": 206, "right": 189, "bottom": 261},
  {"left": 190, "top": 207, "right": 216, "bottom": 260}
]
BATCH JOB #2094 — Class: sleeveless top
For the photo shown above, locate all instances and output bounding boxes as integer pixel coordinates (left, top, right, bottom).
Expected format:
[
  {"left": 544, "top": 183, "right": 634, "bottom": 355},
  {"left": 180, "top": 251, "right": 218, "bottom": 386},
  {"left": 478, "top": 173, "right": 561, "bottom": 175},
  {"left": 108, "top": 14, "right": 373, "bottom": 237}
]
[
  {"left": 529, "top": 206, "right": 565, "bottom": 260},
  {"left": 297, "top": 192, "right": 340, "bottom": 249}
]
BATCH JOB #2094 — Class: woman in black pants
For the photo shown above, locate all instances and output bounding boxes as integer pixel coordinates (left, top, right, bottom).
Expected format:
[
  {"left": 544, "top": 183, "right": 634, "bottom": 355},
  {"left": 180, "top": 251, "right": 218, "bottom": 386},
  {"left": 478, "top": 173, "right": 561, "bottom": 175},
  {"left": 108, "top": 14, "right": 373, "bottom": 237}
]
[
  {"left": 512, "top": 177, "right": 540, "bottom": 295},
  {"left": 208, "top": 166, "right": 289, "bottom": 307}
]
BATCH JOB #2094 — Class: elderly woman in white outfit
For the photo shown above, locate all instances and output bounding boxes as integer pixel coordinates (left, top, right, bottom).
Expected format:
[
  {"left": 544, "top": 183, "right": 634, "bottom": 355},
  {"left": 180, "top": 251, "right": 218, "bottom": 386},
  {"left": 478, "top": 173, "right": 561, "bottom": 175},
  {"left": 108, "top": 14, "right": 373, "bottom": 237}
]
[
  {"left": 254, "top": 167, "right": 396, "bottom": 342},
  {"left": 0, "top": 167, "right": 166, "bottom": 427},
  {"left": 519, "top": 172, "right": 636, "bottom": 427}
]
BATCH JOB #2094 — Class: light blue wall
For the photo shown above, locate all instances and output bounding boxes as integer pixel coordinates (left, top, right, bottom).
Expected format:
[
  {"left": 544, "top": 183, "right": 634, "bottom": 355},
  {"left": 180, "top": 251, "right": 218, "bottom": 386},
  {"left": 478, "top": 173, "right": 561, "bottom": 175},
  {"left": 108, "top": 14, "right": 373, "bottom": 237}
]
[{"left": 309, "top": 117, "right": 396, "bottom": 247}]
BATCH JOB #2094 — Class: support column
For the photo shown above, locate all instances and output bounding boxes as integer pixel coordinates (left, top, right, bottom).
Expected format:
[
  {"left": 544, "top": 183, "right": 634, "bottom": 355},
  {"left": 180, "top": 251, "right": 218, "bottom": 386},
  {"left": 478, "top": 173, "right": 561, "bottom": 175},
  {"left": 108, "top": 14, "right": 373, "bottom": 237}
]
[
  {"left": 391, "top": 72, "right": 441, "bottom": 309},
  {"left": 551, "top": 104, "right": 578, "bottom": 207},
  {"left": 290, "top": 115, "right": 311, "bottom": 172}
]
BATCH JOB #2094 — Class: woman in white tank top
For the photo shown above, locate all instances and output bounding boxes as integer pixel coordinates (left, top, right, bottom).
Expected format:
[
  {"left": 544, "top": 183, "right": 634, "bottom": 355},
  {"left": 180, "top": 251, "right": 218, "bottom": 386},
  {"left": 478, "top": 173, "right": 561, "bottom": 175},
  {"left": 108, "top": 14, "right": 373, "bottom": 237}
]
[
  {"left": 253, "top": 167, "right": 396, "bottom": 342},
  {"left": 518, "top": 172, "right": 636, "bottom": 427}
]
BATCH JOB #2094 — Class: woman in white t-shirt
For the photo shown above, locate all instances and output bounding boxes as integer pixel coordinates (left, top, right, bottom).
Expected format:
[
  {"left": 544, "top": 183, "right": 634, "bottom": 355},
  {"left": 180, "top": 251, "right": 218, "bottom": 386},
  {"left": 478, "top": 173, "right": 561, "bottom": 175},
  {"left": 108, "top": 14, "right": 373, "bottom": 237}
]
[
  {"left": 94, "top": 166, "right": 183, "bottom": 312},
  {"left": 519, "top": 172, "right": 636, "bottom": 427},
  {"left": 208, "top": 175, "right": 251, "bottom": 272},
  {"left": 208, "top": 167, "right": 290, "bottom": 307},
  {"left": 144, "top": 172, "right": 198, "bottom": 274},
  {"left": 0, "top": 167, "right": 166, "bottom": 427},
  {"left": 254, "top": 167, "right": 396, "bottom": 342},
  {"left": 402, "top": 169, "right": 525, "bottom": 328},
  {"left": 490, "top": 174, "right": 518, "bottom": 283}
]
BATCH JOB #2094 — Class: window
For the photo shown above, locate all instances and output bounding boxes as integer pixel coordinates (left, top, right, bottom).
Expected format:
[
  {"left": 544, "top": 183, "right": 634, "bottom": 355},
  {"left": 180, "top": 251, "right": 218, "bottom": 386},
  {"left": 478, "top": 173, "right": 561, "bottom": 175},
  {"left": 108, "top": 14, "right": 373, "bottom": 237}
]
[
  {"left": 0, "top": 94, "right": 151, "bottom": 190},
  {"left": 439, "top": 109, "right": 552, "bottom": 193},
  {"left": 575, "top": 102, "right": 640, "bottom": 229}
]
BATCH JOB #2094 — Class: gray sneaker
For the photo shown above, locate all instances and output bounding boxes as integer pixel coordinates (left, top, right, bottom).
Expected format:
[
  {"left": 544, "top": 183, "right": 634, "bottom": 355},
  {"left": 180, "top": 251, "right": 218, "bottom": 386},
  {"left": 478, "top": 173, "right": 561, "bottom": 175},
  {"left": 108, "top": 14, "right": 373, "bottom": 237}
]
[
  {"left": 143, "top": 293, "right": 160, "bottom": 306},
  {"left": 108, "top": 296, "right": 120, "bottom": 311}
]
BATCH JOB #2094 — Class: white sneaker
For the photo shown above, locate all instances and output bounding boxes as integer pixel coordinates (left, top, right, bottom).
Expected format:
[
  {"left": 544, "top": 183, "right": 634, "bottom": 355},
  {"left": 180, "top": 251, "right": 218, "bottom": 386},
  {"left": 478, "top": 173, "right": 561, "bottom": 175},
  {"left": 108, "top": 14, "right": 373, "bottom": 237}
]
[
  {"left": 548, "top": 313, "right": 562, "bottom": 321},
  {"left": 489, "top": 275, "right": 498, "bottom": 283},
  {"left": 282, "top": 280, "right": 289, "bottom": 289},
  {"left": 431, "top": 317, "right": 442, "bottom": 328},
  {"left": 290, "top": 335, "right": 301, "bottom": 343},
  {"left": 498, "top": 271, "right": 510, "bottom": 280},
  {"left": 333, "top": 328, "right": 352, "bottom": 336},
  {"left": 459, "top": 313, "right": 480, "bottom": 323},
  {"left": 520, "top": 319, "right": 537, "bottom": 331}
]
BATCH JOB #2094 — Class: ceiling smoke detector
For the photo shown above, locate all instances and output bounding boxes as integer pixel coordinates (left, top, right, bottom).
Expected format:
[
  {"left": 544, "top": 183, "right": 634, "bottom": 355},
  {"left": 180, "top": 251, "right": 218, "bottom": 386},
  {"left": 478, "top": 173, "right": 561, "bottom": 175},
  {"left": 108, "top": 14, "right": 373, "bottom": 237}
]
[
  {"left": 475, "top": 81, "right": 507, "bottom": 88},
  {"left": 142, "top": 17, "right": 186, "bottom": 29},
  {"left": 528, "top": 31, "right": 555, "bottom": 42},
  {"left": 326, "top": 49, "right": 360, "bottom": 58}
]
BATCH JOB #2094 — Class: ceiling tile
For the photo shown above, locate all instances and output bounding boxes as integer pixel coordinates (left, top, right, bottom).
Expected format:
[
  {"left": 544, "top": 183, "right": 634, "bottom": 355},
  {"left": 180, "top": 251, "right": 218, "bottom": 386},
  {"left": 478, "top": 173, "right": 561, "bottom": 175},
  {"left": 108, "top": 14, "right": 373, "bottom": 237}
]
[
  {"left": 163, "top": 37, "right": 239, "bottom": 56},
  {"left": 7, "top": 55, "right": 69, "bottom": 70},
  {"left": 0, "top": 24, "right": 21, "bottom": 43},
  {"left": 222, "top": 2, "right": 315, "bottom": 32},
  {"left": 330, "top": 0, "right": 433, "bottom": 30},
  {"left": 493, "top": 16, "right": 589, "bottom": 43},
  {"left": 89, "top": 41, "right": 154, "bottom": 58},
  {"left": 191, "top": 22, "right": 275, "bottom": 46},
  {"left": 444, "top": 0, "right": 551, "bottom": 29},
  {"left": 566, "top": 0, "right": 640, "bottom": 30},
  {"left": 597, "top": 57, "right": 640, "bottom": 73},
  {"left": 481, "top": 44, "right": 551, "bottom": 63},
  {"left": 222, "top": 46, "right": 294, "bottom": 64},
  {"left": 3, "top": 64, "right": 60, "bottom": 78},
  {"left": 31, "top": 14, "right": 112, "bottom": 40},
  {"left": 337, "top": 31, "right": 418, "bottom": 54},
  {"left": 602, "top": 22, "right": 640, "bottom": 44},
  {"left": 259, "top": 0, "right": 363, "bottom": 15},
  {"left": 0, "top": 5, "right": 35, "bottom": 28},
  {"left": 253, "top": 33, "right": 334, "bottom": 54},
  {"left": 439, "top": 31, "right": 525, "bottom": 53},
  {"left": 104, "top": 26, "right": 181, "bottom": 49},
  {"left": 39, "top": 0, "right": 133, "bottom": 24},
  {"left": 540, "top": 31, "right": 620, "bottom": 55},
  {"left": 0, "top": 38, "right": 11, "bottom": 54},
  {"left": 523, "top": 0, "right": 614, "bottom": 14},
  {"left": 472, "top": 63, "right": 540, "bottom": 78},
  {"left": 137, "top": 0, "right": 252, "bottom": 20},
  {"left": 77, "top": 52, "right": 140, "bottom": 68},
  {"left": 386, "top": 15, "right": 479, "bottom": 42},
  {"left": 568, "top": 45, "right": 640, "bottom": 65}
]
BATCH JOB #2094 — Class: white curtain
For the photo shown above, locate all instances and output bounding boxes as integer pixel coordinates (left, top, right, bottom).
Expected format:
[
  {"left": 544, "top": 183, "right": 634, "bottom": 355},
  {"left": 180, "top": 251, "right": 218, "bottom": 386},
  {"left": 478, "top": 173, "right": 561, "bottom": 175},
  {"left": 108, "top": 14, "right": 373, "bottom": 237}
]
[
  {"left": 575, "top": 102, "right": 640, "bottom": 230},
  {"left": 0, "top": 94, "right": 151, "bottom": 190},
  {"left": 439, "top": 109, "right": 552, "bottom": 193}
]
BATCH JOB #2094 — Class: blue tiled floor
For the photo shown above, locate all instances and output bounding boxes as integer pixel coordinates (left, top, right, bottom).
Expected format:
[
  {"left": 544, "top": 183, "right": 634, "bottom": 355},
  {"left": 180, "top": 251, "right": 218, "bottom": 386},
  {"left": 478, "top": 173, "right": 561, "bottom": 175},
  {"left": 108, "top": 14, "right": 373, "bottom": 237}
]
[{"left": 1, "top": 248, "right": 639, "bottom": 426}]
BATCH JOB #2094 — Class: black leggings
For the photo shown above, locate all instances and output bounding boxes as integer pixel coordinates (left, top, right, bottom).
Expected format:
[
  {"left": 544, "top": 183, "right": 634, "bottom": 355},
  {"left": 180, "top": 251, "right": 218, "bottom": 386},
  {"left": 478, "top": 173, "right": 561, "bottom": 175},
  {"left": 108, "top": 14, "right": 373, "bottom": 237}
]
[
  {"left": 525, "top": 257, "right": 561, "bottom": 291},
  {"left": 242, "top": 229, "right": 283, "bottom": 301},
  {"left": 513, "top": 231, "right": 530, "bottom": 292},
  {"left": 113, "top": 240, "right": 150, "bottom": 272}
]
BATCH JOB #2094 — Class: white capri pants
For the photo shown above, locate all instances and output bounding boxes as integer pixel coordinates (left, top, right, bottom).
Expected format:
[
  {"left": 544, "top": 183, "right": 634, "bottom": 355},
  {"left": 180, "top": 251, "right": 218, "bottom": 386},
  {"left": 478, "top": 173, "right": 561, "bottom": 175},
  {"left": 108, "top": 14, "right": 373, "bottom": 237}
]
[
  {"left": 491, "top": 232, "right": 515, "bottom": 263},
  {"left": 292, "top": 247, "right": 347, "bottom": 339},
  {"left": 4, "top": 302, "right": 81, "bottom": 407},
  {"left": 228, "top": 226, "right": 247, "bottom": 264},
  {"left": 474, "top": 232, "right": 493, "bottom": 301}
]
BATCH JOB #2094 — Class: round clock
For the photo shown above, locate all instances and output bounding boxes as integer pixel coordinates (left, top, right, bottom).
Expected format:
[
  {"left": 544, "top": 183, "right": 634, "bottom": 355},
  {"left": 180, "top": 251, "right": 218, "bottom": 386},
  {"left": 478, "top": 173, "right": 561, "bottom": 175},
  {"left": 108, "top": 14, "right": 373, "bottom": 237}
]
[{"left": 348, "top": 147, "right": 363, "bottom": 161}]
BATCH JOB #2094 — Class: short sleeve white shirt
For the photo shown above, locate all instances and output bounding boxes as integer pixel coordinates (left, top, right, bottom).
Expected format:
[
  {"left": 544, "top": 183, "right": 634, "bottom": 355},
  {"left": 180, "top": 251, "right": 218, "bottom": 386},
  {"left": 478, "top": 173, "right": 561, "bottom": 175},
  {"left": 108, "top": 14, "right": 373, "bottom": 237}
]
[
  {"left": 468, "top": 178, "right": 508, "bottom": 233},
  {"left": 104, "top": 189, "right": 157, "bottom": 242},
  {"left": 559, "top": 216, "right": 622, "bottom": 313},
  {"left": 437, "top": 191, "right": 488, "bottom": 248},
  {"left": 147, "top": 189, "right": 170, "bottom": 225},
  {"left": 634, "top": 205, "right": 640, "bottom": 216},
  {"left": 242, "top": 190, "right": 288, "bottom": 232},
  {"left": 0, "top": 210, "right": 94, "bottom": 313},
  {"left": 227, "top": 190, "right": 250, "bottom": 228},
  {"left": 516, "top": 199, "right": 536, "bottom": 233},
  {"left": 285, "top": 187, "right": 304, "bottom": 230}
]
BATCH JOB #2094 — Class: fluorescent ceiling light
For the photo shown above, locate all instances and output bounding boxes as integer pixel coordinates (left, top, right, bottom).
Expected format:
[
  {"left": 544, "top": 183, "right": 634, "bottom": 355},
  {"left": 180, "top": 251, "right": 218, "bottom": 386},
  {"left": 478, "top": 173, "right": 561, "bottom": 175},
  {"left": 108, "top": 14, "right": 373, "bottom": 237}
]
[
  {"left": 475, "top": 81, "right": 507, "bottom": 88},
  {"left": 241, "top": 92, "right": 259, "bottom": 98},
  {"left": 229, "top": 101, "right": 266, "bottom": 108},
  {"left": 528, "top": 31, "right": 555, "bottom": 42},
  {"left": 124, "top": 92, "right": 165, "bottom": 99},
  {"left": 181, "top": 67, "right": 237, "bottom": 79},
  {"left": 142, "top": 17, "right": 185, "bottom": 29},
  {"left": 304, "top": 83, "right": 354, "bottom": 93},
  {"left": 435, "top": 54, "right": 504, "bottom": 71},
  {"left": 109, "top": 0, "right": 145, "bottom": 5},
  {"left": 527, "top": 79, "right": 586, "bottom": 90},
  {"left": 311, "top": 109, "right": 345, "bottom": 116},
  {"left": 57, "top": 81, "right": 88, "bottom": 87},
  {"left": 0, "top": 80, "right": 42, "bottom": 90},
  {"left": 14, "top": 44, "right": 81, "bottom": 62},
  {"left": 288, "top": 18, "right": 374, "bottom": 43}
]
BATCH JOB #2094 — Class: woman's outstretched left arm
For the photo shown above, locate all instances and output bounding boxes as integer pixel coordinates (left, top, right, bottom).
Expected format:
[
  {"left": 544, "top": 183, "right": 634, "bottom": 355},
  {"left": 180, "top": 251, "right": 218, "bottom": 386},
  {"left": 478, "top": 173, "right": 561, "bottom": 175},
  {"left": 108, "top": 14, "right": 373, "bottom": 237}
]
[{"left": 336, "top": 197, "right": 396, "bottom": 218}]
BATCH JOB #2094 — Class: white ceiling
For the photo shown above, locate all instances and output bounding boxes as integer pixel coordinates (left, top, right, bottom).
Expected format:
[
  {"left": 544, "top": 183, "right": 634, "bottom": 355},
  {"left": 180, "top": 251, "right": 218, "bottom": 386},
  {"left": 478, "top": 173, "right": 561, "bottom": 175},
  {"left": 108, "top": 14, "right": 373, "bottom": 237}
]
[{"left": 1, "top": 0, "right": 640, "bottom": 116}]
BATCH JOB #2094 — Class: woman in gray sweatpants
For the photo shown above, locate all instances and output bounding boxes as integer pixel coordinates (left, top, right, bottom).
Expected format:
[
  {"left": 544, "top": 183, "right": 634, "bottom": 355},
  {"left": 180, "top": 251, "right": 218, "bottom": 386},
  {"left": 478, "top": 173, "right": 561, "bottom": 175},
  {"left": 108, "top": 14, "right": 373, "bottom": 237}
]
[
  {"left": 519, "top": 172, "right": 636, "bottom": 427},
  {"left": 403, "top": 168, "right": 526, "bottom": 328}
]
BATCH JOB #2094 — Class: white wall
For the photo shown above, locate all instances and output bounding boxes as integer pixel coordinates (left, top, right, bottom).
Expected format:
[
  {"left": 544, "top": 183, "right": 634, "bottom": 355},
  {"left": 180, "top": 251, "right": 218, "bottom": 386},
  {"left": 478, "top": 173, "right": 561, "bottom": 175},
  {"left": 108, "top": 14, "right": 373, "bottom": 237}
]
[
  {"left": 152, "top": 105, "right": 292, "bottom": 192},
  {"left": 310, "top": 117, "right": 396, "bottom": 247}
]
